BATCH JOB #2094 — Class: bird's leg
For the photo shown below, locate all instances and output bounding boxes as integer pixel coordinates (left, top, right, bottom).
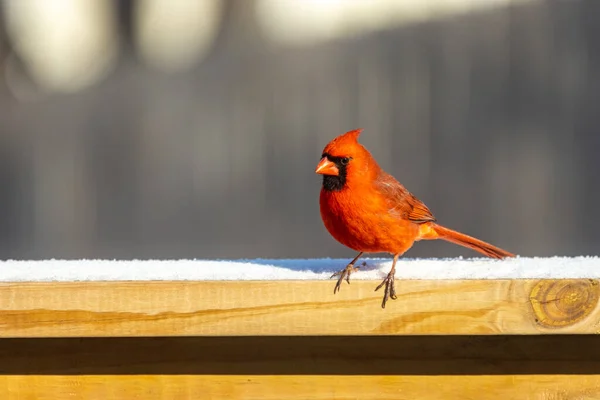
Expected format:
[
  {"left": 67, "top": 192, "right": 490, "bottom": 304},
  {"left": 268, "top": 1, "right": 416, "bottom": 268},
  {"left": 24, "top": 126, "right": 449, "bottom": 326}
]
[
  {"left": 374, "top": 254, "right": 399, "bottom": 308},
  {"left": 331, "top": 252, "right": 364, "bottom": 294}
]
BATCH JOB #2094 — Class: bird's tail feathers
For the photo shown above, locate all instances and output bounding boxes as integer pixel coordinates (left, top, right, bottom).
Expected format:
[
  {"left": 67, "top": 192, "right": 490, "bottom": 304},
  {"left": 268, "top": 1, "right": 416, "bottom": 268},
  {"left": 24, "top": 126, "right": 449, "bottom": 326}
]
[{"left": 425, "top": 223, "right": 515, "bottom": 259}]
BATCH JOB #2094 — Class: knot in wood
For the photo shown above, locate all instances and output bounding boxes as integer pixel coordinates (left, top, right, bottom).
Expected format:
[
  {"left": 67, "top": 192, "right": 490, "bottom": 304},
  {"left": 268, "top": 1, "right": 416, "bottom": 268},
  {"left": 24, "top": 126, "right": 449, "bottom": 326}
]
[{"left": 530, "top": 279, "right": 599, "bottom": 328}]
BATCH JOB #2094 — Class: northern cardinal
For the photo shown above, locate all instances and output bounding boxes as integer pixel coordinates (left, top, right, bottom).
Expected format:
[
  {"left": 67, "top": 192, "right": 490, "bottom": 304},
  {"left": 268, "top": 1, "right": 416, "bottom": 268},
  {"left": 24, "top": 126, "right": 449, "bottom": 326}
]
[{"left": 315, "top": 128, "right": 515, "bottom": 308}]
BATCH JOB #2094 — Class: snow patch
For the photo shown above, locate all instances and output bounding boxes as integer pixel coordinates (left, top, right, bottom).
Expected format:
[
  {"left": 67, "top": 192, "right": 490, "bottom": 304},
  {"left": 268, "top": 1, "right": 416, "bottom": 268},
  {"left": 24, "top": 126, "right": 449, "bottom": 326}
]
[{"left": 0, "top": 256, "right": 598, "bottom": 282}]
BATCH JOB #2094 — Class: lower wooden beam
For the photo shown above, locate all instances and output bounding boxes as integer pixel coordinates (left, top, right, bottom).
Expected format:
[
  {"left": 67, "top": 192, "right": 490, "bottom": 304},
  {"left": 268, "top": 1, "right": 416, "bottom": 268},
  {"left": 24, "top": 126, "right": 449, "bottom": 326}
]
[
  {"left": 2, "top": 279, "right": 600, "bottom": 337},
  {"left": 2, "top": 335, "right": 600, "bottom": 399},
  {"left": 3, "top": 375, "right": 600, "bottom": 400}
]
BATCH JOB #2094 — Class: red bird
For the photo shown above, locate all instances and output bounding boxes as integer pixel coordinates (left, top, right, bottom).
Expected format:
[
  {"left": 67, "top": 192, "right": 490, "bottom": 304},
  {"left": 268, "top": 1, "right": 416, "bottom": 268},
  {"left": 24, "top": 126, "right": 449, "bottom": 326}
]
[{"left": 315, "top": 128, "right": 515, "bottom": 308}]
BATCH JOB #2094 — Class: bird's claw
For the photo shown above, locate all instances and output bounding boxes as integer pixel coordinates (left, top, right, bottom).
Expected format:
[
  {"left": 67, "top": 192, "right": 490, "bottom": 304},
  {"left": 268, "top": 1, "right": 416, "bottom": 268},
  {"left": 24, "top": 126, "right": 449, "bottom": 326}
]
[
  {"left": 374, "top": 270, "right": 398, "bottom": 308},
  {"left": 331, "top": 263, "right": 362, "bottom": 294}
]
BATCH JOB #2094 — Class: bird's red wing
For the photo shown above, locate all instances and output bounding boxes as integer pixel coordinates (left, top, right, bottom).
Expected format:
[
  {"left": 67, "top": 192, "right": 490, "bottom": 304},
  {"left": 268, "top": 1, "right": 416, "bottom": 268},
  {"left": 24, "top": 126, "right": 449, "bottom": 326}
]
[
  {"left": 404, "top": 193, "right": 436, "bottom": 223},
  {"left": 374, "top": 172, "right": 436, "bottom": 224}
]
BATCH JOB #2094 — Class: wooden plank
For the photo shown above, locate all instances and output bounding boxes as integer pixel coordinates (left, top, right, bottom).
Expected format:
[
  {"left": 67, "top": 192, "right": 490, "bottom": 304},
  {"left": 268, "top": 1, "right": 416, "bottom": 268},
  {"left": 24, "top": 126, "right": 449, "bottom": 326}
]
[
  {"left": 2, "top": 375, "right": 600, "bottom": 400},
  {"left": 1, "top": 336, "right": 600, "bottom": 399},
  {"left": 1, "top": 279, "right": 600, "bottom": 337}
]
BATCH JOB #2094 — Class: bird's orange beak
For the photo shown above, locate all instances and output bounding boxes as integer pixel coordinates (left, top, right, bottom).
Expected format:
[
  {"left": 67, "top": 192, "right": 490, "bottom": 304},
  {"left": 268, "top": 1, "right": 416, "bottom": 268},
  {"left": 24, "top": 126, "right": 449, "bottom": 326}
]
[{"left": 315, "top": 157, "right": 339, "bottom": 176}]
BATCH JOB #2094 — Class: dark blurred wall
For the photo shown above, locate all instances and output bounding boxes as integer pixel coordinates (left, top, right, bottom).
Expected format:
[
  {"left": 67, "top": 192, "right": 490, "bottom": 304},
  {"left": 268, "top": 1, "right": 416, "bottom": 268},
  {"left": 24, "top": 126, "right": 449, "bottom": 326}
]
[{"left": 0, "top": 0, "right": 597, "bottom": 260}]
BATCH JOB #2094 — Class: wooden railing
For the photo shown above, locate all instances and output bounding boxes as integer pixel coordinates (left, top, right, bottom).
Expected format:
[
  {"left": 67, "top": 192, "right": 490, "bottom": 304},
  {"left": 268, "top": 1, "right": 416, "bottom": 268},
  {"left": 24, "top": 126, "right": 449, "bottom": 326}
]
[{"left": 1, "top": 279, "right": 599, "bottom": 398}]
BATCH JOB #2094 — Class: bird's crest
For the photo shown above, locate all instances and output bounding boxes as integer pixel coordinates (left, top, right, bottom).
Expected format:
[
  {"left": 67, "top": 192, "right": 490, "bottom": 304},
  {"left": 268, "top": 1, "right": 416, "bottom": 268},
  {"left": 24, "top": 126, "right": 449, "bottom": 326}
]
[
  {"left": 342, "top": 128, "right": 363, "bottom": 141},
  {"left": 323, "top": 128, "right": 363, "bottom": 156}
]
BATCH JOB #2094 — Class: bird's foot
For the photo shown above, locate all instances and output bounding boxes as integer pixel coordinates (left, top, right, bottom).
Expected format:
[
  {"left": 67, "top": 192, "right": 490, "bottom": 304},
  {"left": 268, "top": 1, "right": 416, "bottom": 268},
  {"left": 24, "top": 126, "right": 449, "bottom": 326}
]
[
  {"left": 374, "top": 269, "right": 397, "bottom": 308},
  {"left": 331, "top": 262, "right": 365, "bottom": 294}
]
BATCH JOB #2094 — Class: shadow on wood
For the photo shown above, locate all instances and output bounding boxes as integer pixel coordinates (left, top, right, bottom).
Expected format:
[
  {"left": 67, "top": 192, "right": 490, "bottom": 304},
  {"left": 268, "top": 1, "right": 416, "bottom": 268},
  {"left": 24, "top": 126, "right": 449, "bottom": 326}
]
[{"left": 1, "top": 335, "right": 599, "bottom": 375}]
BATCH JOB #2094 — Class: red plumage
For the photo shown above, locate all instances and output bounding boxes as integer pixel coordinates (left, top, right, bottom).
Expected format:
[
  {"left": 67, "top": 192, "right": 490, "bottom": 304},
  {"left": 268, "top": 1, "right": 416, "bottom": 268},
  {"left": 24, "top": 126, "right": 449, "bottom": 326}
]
[{"left": 316, "top": 129, "right": 515, "bottom": 308}]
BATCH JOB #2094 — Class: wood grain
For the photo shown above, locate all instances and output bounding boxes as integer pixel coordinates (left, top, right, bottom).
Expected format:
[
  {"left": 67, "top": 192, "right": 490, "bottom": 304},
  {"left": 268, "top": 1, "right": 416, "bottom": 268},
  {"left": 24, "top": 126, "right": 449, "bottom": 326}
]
[
  {"left": 2, "top": 279, "right": 600, "bottom": 337},
  {"left": 2, "top": 335, "right": 600, "bottom": 399},
  {"left": 3, "top": 375, "right": 600, "bottom": 400}
]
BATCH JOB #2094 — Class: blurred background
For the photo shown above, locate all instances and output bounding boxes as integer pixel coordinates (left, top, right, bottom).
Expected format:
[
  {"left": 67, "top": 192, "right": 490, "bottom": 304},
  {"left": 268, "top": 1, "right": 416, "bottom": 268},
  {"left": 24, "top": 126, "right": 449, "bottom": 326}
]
[{"left": 0, "top": 0, "right": 596, "bottom": 260}]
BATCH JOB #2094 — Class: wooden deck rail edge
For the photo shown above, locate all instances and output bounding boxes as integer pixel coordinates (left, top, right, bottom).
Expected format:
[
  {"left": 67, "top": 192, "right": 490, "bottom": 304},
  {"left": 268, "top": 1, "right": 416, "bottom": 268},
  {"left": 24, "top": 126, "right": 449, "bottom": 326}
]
[
  {"left": 1, "top": 279, "right": 599, "bottom": 337},
  {"left": 2, "top": 335, "right": 600, "bottom": 399},
  {"left": 3, "top": 279, "right": 600, "bottom": 399}
]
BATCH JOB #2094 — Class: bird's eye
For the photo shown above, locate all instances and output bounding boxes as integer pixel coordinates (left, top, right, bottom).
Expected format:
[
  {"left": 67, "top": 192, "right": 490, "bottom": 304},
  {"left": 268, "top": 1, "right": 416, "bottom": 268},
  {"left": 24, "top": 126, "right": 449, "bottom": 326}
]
[{"left": 340, "top": 157, "right": 351, "bottom": 165}]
